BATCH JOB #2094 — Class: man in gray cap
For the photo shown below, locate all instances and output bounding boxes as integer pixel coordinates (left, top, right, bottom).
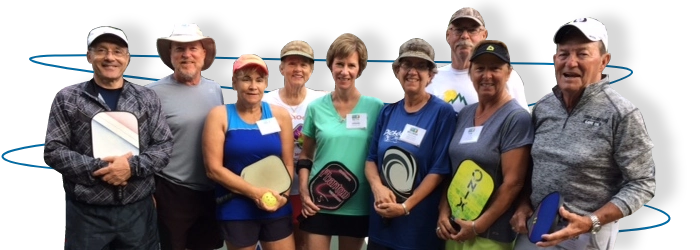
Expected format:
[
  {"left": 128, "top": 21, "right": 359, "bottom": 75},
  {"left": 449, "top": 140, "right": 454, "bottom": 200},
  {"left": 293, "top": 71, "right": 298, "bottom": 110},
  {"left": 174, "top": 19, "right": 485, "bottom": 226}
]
[
  {"left": 44, "top": 26, "right": 173, "bottom": 250},
  {"left": 510, "top": 17, "right": 656, "bottom": 250},
  {"left": 146, "top": 23, "right": 224, "bottom": 250},
  {"left": 426, "top": 7, "right": 529, "bottom": 113}
]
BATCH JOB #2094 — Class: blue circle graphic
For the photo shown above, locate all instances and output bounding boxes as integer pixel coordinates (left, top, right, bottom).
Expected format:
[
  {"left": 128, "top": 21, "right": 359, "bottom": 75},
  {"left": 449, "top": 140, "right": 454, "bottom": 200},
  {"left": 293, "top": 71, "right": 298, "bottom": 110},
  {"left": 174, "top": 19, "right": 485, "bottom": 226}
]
[{"left": 5, "top": 54, "right": 663, "bottom": 234}]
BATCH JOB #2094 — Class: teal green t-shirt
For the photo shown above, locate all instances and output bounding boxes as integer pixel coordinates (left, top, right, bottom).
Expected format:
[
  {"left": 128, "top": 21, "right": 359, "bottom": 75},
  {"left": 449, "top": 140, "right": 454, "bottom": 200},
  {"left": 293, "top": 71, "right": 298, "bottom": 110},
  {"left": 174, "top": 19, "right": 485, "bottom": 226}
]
[{"left": 302, "top": 93, "right": 384, "bottom": 216}]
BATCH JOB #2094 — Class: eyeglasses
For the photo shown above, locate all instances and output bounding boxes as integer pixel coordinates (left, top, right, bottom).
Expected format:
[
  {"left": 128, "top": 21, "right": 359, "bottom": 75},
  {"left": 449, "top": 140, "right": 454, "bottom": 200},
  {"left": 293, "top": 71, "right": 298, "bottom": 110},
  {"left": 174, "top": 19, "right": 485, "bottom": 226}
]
[
  {"left": 400, "top": 62, "right": 431, "bottom": 71},
  {"left": 91, "top": 48, "right": 128, "bottom": 58},
  {"left": 450, "top": 26, "right": 483, "bottom": 36}
]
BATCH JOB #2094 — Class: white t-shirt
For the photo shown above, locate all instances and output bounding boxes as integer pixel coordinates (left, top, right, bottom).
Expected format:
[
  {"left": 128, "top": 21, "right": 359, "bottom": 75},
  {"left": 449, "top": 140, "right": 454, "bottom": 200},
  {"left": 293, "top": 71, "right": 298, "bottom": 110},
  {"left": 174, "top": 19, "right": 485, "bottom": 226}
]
[
  {"left": 263, "top": 88, "right": 327, "bottom": 195},
  {"left": 425, "top": 64, "right": 529, "bottom": 113}
]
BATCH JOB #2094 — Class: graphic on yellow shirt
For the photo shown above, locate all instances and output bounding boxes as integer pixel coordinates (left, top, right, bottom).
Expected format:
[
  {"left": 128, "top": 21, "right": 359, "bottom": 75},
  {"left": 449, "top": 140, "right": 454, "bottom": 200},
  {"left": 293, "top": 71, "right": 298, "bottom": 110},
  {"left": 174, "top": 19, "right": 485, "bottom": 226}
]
[{"left": 443, "top": 90, "right": 467, "bottom": 106}]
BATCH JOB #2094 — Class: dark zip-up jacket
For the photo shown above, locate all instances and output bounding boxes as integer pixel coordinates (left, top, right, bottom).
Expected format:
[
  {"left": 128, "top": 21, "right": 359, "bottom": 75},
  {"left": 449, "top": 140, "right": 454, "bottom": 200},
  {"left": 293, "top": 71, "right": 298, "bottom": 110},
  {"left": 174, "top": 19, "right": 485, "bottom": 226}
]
[{"left": 44, "top": 79, "right": 173, "bottom": 205}]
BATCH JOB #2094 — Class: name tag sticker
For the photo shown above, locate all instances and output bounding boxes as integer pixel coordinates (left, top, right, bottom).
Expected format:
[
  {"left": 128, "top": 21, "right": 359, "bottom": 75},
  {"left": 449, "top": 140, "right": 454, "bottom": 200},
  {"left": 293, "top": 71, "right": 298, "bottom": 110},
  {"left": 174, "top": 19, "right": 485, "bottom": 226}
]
[
  {"left": 346, "top": 113, "right": 367, "bottom": 129},
  {"left": 459, "top": 126, "right": 483, "bottom": 144},
  {"left": 399, "top": 124, "right": 427, "bottom": 147},
  {"left": 257, "top": 118, "right": 281, "bottom": 135}
]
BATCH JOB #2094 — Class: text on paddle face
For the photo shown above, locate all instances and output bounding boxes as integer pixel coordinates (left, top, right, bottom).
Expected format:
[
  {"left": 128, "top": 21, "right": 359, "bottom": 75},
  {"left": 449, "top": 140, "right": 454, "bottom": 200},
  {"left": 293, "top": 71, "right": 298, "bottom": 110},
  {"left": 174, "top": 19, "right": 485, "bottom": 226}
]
[
  {"left": 457, "top": 169, "right": 484, "bottom": 210},
  {"left": 319, "top": 169, "right": 352, "bottom": 200}
]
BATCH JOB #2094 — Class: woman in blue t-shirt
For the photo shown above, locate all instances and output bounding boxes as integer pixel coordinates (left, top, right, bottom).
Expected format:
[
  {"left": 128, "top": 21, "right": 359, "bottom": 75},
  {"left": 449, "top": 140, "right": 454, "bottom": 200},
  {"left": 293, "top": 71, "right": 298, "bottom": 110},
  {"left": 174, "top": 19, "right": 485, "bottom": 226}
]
[
  {"left": 202, "top": 54, "right": 296, "bottom": 250},
  {"left": 365, "top": 38, "right": 457, "bottom": 250}
]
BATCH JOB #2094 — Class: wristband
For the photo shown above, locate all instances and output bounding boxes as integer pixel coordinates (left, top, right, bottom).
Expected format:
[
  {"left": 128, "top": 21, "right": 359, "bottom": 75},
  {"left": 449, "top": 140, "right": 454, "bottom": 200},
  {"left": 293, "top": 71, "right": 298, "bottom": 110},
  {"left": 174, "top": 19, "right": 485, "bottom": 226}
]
[
  {"left": 472, "top": 221, "right": 478, "bottom": 235},
  {"left": 295, "top": 159, "right": 313, "bottom": 174}
]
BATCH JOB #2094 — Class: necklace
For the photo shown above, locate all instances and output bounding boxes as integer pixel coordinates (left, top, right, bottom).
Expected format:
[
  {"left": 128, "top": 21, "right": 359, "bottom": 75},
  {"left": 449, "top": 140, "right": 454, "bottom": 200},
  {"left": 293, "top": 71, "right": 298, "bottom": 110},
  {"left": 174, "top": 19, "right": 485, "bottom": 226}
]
[{"left": 288, "top": 105, "right": 299, "bottom": 113}]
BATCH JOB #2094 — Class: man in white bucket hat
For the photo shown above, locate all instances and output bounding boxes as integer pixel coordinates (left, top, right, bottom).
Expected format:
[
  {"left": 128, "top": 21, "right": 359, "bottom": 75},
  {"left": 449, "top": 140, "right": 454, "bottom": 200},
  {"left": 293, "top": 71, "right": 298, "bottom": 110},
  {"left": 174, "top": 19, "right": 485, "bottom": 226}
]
[{"left": 146, "top": 23, "right": 224, "bottom": 250}]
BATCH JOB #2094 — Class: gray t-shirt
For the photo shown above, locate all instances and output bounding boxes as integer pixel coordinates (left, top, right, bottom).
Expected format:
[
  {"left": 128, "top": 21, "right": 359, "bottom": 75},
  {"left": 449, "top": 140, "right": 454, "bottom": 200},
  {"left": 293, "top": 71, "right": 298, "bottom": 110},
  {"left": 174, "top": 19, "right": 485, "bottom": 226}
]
[
  {"left": 447, "top": 99, "right": 534, "bottom": 242},
  {"left": 147, "top": 74, "right": 224, "bottom": 191}
]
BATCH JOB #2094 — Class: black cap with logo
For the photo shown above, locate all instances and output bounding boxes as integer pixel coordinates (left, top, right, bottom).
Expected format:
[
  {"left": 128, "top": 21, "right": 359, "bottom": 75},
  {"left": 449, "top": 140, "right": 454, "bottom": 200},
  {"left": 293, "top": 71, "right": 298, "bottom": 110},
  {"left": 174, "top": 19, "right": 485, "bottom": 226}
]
[{"left": 470, "top": 42, "right": 510, "bottom": 63}]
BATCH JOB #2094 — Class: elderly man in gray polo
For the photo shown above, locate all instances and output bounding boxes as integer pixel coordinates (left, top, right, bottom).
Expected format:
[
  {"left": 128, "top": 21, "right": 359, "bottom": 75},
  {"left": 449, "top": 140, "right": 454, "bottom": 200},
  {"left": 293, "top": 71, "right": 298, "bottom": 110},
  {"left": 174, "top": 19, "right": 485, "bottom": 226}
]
[
  {"left": 146, "top": 23, "right": 224, "bottom": 250},
  {"left": 510, "top": 17, "right": 656, "bottom": 250}
]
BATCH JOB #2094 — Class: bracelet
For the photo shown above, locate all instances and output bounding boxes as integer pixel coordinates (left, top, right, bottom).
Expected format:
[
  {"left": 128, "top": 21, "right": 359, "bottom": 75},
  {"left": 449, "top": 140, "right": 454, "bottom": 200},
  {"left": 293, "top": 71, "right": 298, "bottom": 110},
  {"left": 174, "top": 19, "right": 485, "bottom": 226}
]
[
  {"left": 295, "top": 159, "right": 313, "bottom": 174},
  {"left": 472, "top": 221, "right": 478, "bottom": 235},
  {"left": 401, "top": 203, "right": 410, "bottom": 215},
  {"left": 280, "top": 193, "right": 289, "bottom": 199}
]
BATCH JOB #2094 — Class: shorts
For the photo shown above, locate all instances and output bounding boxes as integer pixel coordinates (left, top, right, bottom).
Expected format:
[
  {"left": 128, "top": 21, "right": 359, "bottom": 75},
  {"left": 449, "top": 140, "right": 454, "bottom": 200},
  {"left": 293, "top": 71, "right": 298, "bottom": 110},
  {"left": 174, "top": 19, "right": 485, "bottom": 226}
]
[
  {"left": 298, "top": 213, "right": 369, "bottom": 238},
  {"left": 65, "top": 196, "right": 158, "bottom": 250},
  {"left": 154, "top": 175, "right": 223, "bottom": 250},
  {"left": 290, "top": 194, "right": 302, "bottom": 225},
  {"left": 220, "top": 216, "right": 293, "bottom": 248}
]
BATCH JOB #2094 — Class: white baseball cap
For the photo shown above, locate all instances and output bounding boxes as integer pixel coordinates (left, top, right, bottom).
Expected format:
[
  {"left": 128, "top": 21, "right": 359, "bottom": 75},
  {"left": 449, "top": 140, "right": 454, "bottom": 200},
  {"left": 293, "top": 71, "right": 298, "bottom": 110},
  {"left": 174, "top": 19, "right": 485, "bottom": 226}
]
[
  {"left": 554, "top": 17, "right": 608, "bottom": 52},
  {"left": 87, "top": 26, "right": 128, "bottom": 48}
]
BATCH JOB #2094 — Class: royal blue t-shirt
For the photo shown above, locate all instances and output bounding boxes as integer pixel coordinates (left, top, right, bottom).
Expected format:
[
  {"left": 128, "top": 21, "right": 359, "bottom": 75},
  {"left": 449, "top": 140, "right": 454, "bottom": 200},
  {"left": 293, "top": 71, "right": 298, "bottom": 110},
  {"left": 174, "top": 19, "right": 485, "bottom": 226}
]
[
  {"left": 215, "top": 102, "right": 292, "bottom": 221},
  {"left": 366, "top": 95, "right": 457, "bottom": 250}
]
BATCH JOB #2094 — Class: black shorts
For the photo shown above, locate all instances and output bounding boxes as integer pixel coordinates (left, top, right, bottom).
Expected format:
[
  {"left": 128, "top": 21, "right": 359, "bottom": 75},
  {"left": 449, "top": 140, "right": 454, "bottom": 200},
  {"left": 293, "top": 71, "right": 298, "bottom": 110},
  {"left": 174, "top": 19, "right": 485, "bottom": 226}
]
[
  {"left": 220, "top": 216, "right": 293, "bottom": 248},
  {"left": 154, "top": 175, "right": 223, "bottom": 250},
  {"left": 298, "top": 213, "right": 369, "bottom": 238},
  {"left": 367, "top": 240, "right": 394, "bottom": 250},
  {"left": 65, "top": 196, "right": 158, "bottom": 250}
]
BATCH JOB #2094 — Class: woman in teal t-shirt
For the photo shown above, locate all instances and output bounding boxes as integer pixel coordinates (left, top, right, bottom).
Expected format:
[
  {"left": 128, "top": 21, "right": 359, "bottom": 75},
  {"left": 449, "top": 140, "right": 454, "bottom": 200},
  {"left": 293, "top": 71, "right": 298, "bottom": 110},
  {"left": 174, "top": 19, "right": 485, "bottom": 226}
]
[{"left": 296, "top": 33, "right": 384, "bottom": 250}]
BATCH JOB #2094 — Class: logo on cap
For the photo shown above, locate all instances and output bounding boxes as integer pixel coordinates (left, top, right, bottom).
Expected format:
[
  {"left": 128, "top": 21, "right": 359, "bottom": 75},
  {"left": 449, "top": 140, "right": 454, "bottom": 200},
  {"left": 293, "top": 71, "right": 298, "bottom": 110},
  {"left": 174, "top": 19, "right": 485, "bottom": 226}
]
[
  {"left": 486, "top": 45, "right": 494, "bottom": 51},
  {"left": 575, "top": 18, "right": 588, "bottom": 22}
]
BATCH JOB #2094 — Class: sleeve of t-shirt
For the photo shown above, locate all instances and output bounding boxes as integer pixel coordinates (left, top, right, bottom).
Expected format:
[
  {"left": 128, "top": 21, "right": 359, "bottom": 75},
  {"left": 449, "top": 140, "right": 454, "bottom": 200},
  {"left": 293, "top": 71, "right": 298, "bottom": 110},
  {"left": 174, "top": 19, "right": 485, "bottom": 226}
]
[
  {"left": 366, "top": 98, "right": 386, "bottom": 144},
  {"left": 217, "top": 86, "right": 224, "bottom": 105},
  {"left": 507, "top": 70, "right": 530, "bottom": 111},
  {"left": 500, "top": 109, "right": 535, "bottom": 153},
  {"left": 428, "top": 104, "right": 457, "bottom": 175},
  {"left": 367, "top": 104, "right": 389, "bottom": 163},
  {"left": 301, "top": 102, "right": 316, "bottom": 139}
]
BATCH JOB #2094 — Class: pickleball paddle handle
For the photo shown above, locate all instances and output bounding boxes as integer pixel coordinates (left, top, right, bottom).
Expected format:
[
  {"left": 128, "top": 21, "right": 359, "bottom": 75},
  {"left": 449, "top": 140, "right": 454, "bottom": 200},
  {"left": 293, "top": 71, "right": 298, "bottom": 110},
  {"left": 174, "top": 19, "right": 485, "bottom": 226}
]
[
  {"left": 117, "top": 186, "right": 123, "bottom": 202},
  {"left": 216, "top": 193, "right": 237, "bottom": 205},
  {"left": 450, "top": 217, "right": 461, "bottom": 231}
]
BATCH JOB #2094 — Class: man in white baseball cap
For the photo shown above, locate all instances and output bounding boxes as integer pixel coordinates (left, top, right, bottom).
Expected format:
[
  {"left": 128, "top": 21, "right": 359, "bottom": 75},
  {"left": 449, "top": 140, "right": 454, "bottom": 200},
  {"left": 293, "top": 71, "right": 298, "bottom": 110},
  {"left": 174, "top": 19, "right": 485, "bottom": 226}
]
[
  {"left": 45, "top": 26, "right": 173, "bottom": 250},
  {"left": 510, "top": 17, "right": 656, "bottom": 250},
  {"left": 146, "top": 23, "right": 224, "bottom": 250},
  {"left": 554, "top": 17, "right": 608, "bottom": 54}
]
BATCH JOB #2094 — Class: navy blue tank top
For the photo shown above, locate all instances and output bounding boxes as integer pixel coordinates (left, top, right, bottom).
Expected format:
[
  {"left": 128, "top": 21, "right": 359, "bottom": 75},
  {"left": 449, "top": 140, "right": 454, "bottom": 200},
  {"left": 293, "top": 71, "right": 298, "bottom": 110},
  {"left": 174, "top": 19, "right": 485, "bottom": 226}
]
[{"left": 215, "top": 102, "right": 292, "bottom": 220}]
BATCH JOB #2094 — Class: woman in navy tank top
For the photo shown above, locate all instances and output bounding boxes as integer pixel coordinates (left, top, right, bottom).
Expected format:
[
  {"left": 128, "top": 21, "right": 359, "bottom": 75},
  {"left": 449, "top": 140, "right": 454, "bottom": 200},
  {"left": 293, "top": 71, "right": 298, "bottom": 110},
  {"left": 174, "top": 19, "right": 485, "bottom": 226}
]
[{"left": 202, "top": 54, "right": 296, "bottom": 250}]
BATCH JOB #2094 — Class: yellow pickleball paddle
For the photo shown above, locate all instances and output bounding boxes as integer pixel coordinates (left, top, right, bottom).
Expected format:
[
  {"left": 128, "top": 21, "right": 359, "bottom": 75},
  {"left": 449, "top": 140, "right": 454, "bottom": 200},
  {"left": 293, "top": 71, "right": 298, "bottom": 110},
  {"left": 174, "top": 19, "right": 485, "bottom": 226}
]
[{"left": 447, "top": 160, "right": 494, "bottom": 222}]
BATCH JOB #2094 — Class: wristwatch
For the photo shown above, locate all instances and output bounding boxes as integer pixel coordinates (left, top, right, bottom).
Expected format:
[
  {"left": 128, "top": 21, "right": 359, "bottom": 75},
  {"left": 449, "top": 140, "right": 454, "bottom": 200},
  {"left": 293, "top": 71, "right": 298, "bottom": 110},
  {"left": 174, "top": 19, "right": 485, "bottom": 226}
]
[{"left": 589, "top": 215, "right": 601, "bottom": 234}]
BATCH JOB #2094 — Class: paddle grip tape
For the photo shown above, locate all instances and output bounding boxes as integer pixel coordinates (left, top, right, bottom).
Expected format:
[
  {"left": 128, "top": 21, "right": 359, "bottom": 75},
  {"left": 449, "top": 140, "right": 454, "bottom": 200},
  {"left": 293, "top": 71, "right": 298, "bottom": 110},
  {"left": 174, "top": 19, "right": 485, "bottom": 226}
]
[{"left": 296, "top": 159, "right": 313, "bottom": 174}]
